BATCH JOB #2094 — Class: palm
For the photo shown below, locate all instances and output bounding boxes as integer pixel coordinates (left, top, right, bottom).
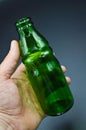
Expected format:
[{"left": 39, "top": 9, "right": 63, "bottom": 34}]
[{"left": 0, "top": 63, "right": 44, "bottom": 130}]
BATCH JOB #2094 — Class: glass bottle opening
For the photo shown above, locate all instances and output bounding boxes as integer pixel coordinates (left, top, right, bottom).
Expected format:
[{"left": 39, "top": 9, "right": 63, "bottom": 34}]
[{"left": 16, "top": 17, "right": 32, "bottom": 29}]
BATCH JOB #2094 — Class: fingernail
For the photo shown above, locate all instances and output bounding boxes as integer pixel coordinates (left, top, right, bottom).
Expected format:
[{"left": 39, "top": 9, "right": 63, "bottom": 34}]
[{"left": 10, "top": 40, "right": 17, "bottom": 50}]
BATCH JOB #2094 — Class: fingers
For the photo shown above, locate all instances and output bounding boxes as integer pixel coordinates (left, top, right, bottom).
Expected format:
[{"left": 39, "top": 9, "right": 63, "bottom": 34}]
[
  {"left": 0, "top": 40, "right": 20, "bottom": 80},
  {"left": 61, "top": 65, "right": 67, "bottom": 73},
  {"left": 61, "top": 65, "right": 71, "bottom": 84},
  {"left": 66, "top": 76, "right": 71, "bottom": 84}
]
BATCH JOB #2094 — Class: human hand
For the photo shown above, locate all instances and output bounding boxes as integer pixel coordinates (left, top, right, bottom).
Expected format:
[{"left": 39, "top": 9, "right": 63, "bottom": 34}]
[{"left": 0, "top": 40, "right": 71, "bottom": 130}]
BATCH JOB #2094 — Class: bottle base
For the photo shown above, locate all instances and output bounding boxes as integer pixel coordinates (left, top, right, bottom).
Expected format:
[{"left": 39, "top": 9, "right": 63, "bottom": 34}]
[{"left": 44, "top": 99, "right": 74, "bottom": 116}]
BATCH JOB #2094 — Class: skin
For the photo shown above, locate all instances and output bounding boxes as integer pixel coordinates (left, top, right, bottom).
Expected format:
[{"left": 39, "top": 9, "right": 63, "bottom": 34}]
[{"left": 0, "top": 40, "right": 71, "bottom": 130}]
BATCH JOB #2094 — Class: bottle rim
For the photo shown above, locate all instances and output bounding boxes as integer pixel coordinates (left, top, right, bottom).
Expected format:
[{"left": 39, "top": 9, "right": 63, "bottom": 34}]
[{"left": 16, "top": 17, "right": 32, "bottom": 28}]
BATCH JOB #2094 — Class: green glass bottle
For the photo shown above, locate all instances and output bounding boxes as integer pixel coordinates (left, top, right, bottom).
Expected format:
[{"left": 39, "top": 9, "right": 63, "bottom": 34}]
[{"left": 16, "top": 17, "right": 74, "bottom": 116}]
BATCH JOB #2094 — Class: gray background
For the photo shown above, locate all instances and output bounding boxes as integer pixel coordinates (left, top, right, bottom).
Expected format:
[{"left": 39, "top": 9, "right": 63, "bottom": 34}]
[{"left": 0, "top": 0, "right": 86, "bottom": 130}]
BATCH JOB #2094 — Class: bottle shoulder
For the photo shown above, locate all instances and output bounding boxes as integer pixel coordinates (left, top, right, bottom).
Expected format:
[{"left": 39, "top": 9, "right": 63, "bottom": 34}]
[{"left": 23, "top": 47, "right": 53, "bottom": 64}]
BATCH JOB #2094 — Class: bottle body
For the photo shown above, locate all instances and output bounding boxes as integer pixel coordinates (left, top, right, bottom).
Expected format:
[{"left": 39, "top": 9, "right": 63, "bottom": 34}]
[{"left": 16, "top": 17, "right": 74, "bottom": 116}]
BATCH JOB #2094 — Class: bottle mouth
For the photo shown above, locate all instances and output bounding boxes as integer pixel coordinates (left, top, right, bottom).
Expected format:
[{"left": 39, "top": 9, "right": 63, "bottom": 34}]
[{"left": 16, "top": 17, "right": 32, "bottom": 28}]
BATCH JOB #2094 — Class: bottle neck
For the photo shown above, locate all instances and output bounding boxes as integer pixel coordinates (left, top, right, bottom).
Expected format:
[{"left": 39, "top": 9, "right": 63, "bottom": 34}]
[{"left": 16, "top": 17, "right": 50, "bottom": 58}]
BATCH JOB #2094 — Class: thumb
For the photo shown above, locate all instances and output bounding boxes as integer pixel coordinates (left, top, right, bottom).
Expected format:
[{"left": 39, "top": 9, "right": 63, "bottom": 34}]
[{"left": 0, "top": 40, "right": 20, "bottom": 80}]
